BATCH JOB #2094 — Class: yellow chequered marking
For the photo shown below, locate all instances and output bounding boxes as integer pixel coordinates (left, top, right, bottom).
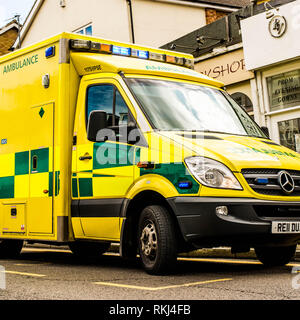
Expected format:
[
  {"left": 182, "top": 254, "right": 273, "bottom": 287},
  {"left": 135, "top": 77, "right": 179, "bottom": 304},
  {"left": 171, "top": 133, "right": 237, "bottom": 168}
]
[
  {"left": 30, "top": 172, "right": 49, "bottom": 198},
  {"left": 14, "top": 175, "right": 30, "bottom": 198},
  {"left": 0, "top": 153, "right": 15, "bottom": 177}
]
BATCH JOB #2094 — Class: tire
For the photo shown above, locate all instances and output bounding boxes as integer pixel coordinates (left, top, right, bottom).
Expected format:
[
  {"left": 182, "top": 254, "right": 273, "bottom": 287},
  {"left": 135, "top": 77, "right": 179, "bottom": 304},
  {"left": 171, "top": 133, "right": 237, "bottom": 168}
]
[
  {"left": 138, "top": 205, "right": 177, "bottom": 275},
  {"left": 68, "top": 241, "right": 111, "bottom": 258},
  {"left": 0, "top": 240, "right": 23, "bottom": 258},
  {"left": 255, "top": 244, "right": 296, "bottom": 266}
]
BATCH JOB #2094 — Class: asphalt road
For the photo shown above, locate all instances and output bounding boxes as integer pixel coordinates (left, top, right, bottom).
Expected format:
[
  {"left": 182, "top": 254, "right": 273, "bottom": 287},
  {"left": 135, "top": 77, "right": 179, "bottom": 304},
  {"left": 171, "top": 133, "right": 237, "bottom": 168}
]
[{"left": 0, "top": 247, "right": 300, "bottom": 303}]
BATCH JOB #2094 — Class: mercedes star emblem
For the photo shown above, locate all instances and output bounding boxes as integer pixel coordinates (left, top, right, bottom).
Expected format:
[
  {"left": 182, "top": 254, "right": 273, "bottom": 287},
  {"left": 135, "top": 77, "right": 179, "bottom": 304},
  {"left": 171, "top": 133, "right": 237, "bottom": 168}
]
[{"left": 278, "top": 171, "right": 295, "bottom": 195}]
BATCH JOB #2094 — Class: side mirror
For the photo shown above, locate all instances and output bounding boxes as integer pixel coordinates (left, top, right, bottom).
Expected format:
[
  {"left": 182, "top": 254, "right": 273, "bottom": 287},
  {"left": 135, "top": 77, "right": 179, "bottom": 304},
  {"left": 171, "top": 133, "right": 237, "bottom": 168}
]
[
  {"left": 87, "top": 110, "right": 107, "bottom": 142},
  {"left": 261, "top": 126, "right": 270, "bottom": 138}
]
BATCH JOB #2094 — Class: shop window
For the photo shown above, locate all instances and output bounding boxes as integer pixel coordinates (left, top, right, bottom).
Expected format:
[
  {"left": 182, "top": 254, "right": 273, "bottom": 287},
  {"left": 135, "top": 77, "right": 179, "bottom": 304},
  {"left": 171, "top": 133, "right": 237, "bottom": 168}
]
[
  {"left": 267, "top": 69, "right": 300, "bottom": 112},
  {"left": 278, "top": 118, "right": 300, "bottom": 152},
  {"left": 230, "top": 92, "right": 254, "bottom": 118}
]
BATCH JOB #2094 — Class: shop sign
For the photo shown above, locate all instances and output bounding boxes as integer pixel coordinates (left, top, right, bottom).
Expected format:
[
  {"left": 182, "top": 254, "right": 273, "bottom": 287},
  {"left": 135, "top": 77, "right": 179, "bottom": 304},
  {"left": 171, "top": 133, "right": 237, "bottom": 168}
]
[
  {"left": 268, "top": 15, "right": 287, "bottom": 38},
  {"left": 195, "top": 49, "right": 254, "bottom": 86},
  {"left": 267, "top": 69, "right": 300, "bottom": 111},
  {"left": 241, "top": 0, "right": 300, "bottom": 70}
]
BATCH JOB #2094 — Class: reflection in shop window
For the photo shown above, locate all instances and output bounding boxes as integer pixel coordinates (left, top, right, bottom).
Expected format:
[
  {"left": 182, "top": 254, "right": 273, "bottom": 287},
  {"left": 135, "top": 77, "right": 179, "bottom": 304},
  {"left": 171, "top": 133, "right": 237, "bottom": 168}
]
[
  {"left": 230, "top": 92, "right": 254, "bottom": 119},
  {"left": 278, "top": 118, "right": 300, "bottom": 152}
]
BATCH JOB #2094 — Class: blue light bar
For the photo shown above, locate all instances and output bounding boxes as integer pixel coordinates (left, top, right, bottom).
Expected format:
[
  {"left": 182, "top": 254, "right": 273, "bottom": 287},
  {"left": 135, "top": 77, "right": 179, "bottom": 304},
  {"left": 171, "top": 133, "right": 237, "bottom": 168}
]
[
  {"left": 138, "top": 50, "right": 149, "bottom": 59},
  {"left": 45, "top": 46, "right": 55, "bottom": 58},
  {"left": 112, "top": 45, "right": 131, "bottom": 56},
  {"left": 131, "top": 49, "right": 149, "bottom": 59}
]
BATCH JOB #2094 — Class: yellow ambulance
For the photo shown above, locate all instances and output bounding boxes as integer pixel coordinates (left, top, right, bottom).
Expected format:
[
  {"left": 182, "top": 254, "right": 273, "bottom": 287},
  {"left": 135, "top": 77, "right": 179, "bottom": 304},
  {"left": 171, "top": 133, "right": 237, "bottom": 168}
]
[{"left": 1, "top": 32, "right": 300, "bottom": 274}]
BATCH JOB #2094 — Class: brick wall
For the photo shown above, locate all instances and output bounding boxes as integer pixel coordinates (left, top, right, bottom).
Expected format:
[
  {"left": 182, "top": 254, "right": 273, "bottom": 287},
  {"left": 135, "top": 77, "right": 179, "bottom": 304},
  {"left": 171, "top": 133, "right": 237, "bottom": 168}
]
[
  {"left": 205, "top": 8, "right": 228, "bottom": 24},
  {"left": 0, "top": 28, "right": 18, "bottom": 56}
]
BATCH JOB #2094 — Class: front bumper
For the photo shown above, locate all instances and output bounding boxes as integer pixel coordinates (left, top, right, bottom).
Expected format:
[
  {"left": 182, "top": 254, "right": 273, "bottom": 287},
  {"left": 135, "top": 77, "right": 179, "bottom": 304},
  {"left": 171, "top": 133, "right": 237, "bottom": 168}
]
[{"left": 167, "top": 197, "right": 300, "bottom": 248}]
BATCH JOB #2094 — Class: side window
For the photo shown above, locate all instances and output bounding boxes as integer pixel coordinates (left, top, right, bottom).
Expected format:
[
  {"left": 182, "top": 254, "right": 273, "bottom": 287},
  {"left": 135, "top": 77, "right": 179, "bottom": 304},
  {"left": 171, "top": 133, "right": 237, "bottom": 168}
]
[
  {"left": 87, "top": 84, "right": 114, "bottom": 126},
  {"left": 86, "top": 84, "right": 131, "bottom": 127}
]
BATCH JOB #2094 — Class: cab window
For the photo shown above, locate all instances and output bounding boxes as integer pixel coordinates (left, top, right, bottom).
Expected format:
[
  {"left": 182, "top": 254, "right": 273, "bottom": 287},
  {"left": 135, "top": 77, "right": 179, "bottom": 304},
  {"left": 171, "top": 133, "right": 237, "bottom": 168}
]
[{"left": 86, "top": 84, "right": 130, "bottom": 127}]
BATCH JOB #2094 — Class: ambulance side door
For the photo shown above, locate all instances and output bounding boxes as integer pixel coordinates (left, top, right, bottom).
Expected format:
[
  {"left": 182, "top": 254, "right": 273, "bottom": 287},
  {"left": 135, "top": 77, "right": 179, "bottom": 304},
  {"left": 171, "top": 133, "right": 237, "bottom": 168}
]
[{"left": 73, "top": 77, "right": 139, "bottom": 240}]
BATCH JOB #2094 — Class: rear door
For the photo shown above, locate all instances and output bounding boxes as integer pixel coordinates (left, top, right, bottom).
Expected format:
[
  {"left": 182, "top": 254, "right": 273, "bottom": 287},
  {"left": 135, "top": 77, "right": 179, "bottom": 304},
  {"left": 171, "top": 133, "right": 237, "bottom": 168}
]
[{"left": 28, "top": 103, "right": 54, "bottom": 234}]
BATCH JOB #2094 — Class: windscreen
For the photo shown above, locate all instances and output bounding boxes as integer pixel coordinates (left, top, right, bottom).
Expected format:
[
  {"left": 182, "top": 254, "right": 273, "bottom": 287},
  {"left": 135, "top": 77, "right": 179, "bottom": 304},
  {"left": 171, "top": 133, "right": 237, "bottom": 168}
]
[{"left": 126, "top": 78, "right": 265, "bottom": 138}]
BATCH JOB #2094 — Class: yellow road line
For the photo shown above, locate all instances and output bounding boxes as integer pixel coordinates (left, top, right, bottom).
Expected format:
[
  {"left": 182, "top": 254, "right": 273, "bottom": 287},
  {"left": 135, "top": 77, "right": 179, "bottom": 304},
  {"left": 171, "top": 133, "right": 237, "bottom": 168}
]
[
  {"left": 14, "top": 263, "right": 50, "bottom": 266},
  {"left": 21, "top": 248, "right": 300, "bottom": 268},
  {"left": 178, "top": 257, "right": 300, "bottom": 267},
  {"left": 287, "top": 263, "right": 300, "bottom": 267},
  {"left": 178, "top": 257, "right": 262, "bottom": 265},
  {"left": 22, "top": 247, "right": 71, "bottom": 253},
  {"left": 0, "top": 270, "right": 46, "bottom": 277},
  {"left": 94, "top": 278, "right": 232, "bottom": 291}
]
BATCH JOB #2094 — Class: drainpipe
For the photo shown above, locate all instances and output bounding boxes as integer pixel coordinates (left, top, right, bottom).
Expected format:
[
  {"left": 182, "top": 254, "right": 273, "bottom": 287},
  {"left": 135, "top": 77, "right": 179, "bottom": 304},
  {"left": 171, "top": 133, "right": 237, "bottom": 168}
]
[{"left": 126, "top": 0, "right": 135, "bottom": 43}]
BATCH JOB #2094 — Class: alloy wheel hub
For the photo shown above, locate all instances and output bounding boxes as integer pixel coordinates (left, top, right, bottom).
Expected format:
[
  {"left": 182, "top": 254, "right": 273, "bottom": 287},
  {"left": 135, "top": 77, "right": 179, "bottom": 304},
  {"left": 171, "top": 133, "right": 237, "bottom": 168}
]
[{"left": 140, "top": 222, "right": 157, "bottom": 258}]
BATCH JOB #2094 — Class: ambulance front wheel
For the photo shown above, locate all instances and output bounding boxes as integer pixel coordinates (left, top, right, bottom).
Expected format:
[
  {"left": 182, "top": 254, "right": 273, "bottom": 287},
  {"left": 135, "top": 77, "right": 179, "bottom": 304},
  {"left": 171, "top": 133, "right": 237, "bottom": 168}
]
[
  {"left": 68, "top": 241, "right": 111, "bottom": 258},
  {"left": 0, "top": 240, "right": 23, "bottom": 258},
  {"left": 254, "top": 244, "right": 296, "bottom": 266},
  {"left": 138, "top": 205, "right": 177, "bottom": 275}
]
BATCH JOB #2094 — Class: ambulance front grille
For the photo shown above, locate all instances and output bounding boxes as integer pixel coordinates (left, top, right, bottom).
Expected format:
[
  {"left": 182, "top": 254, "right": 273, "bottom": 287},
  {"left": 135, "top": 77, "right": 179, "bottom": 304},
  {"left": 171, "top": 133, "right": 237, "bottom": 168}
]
[{"left": 241, "top": 168, "right": 300, "bottom": 197}]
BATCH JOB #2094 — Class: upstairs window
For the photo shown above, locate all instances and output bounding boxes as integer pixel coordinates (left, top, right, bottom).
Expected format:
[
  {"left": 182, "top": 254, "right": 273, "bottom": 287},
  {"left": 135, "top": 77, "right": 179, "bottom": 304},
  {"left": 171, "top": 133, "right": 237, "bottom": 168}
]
[{"left": 74, "top": 24, "right": 93, "bottom": 36}]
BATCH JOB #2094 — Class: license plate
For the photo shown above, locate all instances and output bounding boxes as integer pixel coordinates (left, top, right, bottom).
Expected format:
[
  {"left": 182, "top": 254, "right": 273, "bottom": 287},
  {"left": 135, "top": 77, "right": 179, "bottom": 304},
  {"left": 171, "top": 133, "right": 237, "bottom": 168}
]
[{"left": 272, "top": 221, "right": 300, "bottom": 234}]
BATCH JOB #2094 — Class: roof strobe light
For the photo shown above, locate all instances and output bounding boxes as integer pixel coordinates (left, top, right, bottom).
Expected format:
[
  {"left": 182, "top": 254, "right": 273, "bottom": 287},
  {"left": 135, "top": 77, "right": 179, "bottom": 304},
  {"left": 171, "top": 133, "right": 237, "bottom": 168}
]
[
  {"left": 70, "top": 39, "right": 91, "bottom": 50},
  {"left": 166, "top": 55, "right": 184, "bottom": 66},
  {"left": 112, "top": 45, "right": 131, "bottom": 56},
  {"left": 131, "top": 49, "right": 149, "bottom": 59},
  {"left": 184, "top": 58, "right": 194, "bottom": 69},
  {"left": 149, "top": 52, "right": 166, "bottom": 62}
]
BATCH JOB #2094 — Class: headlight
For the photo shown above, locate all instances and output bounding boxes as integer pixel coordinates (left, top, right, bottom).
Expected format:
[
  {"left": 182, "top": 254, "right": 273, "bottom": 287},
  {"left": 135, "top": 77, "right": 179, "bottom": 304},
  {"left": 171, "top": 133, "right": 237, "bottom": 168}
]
[{"left": 185, "top": 157, "right": 242, "bottom": 190}]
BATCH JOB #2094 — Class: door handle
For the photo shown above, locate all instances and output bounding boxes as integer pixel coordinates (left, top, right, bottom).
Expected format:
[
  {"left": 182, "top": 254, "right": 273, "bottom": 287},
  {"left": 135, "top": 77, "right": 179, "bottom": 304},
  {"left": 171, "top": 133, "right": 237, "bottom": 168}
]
[{"left": 79, "top": 154, "right": 92, "bottom": 161}]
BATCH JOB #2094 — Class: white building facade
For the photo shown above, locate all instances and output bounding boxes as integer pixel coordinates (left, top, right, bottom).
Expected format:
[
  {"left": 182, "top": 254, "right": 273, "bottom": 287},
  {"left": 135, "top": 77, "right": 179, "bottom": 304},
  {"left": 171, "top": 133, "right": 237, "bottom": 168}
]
[{"left": 19, "top": 0, "right": 238, "bottom": 48}]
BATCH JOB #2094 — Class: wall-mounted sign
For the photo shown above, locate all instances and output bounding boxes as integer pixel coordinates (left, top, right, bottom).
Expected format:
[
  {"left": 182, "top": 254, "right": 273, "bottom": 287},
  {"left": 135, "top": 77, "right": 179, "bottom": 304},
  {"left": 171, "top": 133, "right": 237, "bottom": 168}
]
[
  {"left": 241, "top": 0, "right": 300, "bottom": 70},
  {"left": 267, "top": 69, "right": 300, "bottom": 111},
  {"left": 269, "top": 14, "right": 287, "bottom": 38},
  {"left": 195, "top": 49, "right": 254, "bottom": 86}
]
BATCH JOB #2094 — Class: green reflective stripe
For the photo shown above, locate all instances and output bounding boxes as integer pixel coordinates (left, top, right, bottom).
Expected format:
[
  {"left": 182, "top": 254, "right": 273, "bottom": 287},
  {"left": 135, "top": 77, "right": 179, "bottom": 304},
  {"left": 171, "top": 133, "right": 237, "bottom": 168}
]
[
  {"left": 72, "top": 178, "right": 78, "bottom": 198},
  {"left": 49, "top": 171, "right": 60, "bottom": 197},
  {"left": 0, "top": 176, "right": 14, "bottom": 199},
  {"left": 30, "top": 148, "right": 49, "bottom": 173},
  {"left": 48, "top": 172, "right": 53, "bottom": 197},
  {"left": 140, "top": 163, "right": 199, "bottom": 194},
  {"left": 78, "top": 178, "right": 93, "bottom": 197},
  {"left": 15, "top": 151, "right": 29, "bottom": 175},
  {"left": 55, "top": 171, "right": 60, "bottom": 196}
]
